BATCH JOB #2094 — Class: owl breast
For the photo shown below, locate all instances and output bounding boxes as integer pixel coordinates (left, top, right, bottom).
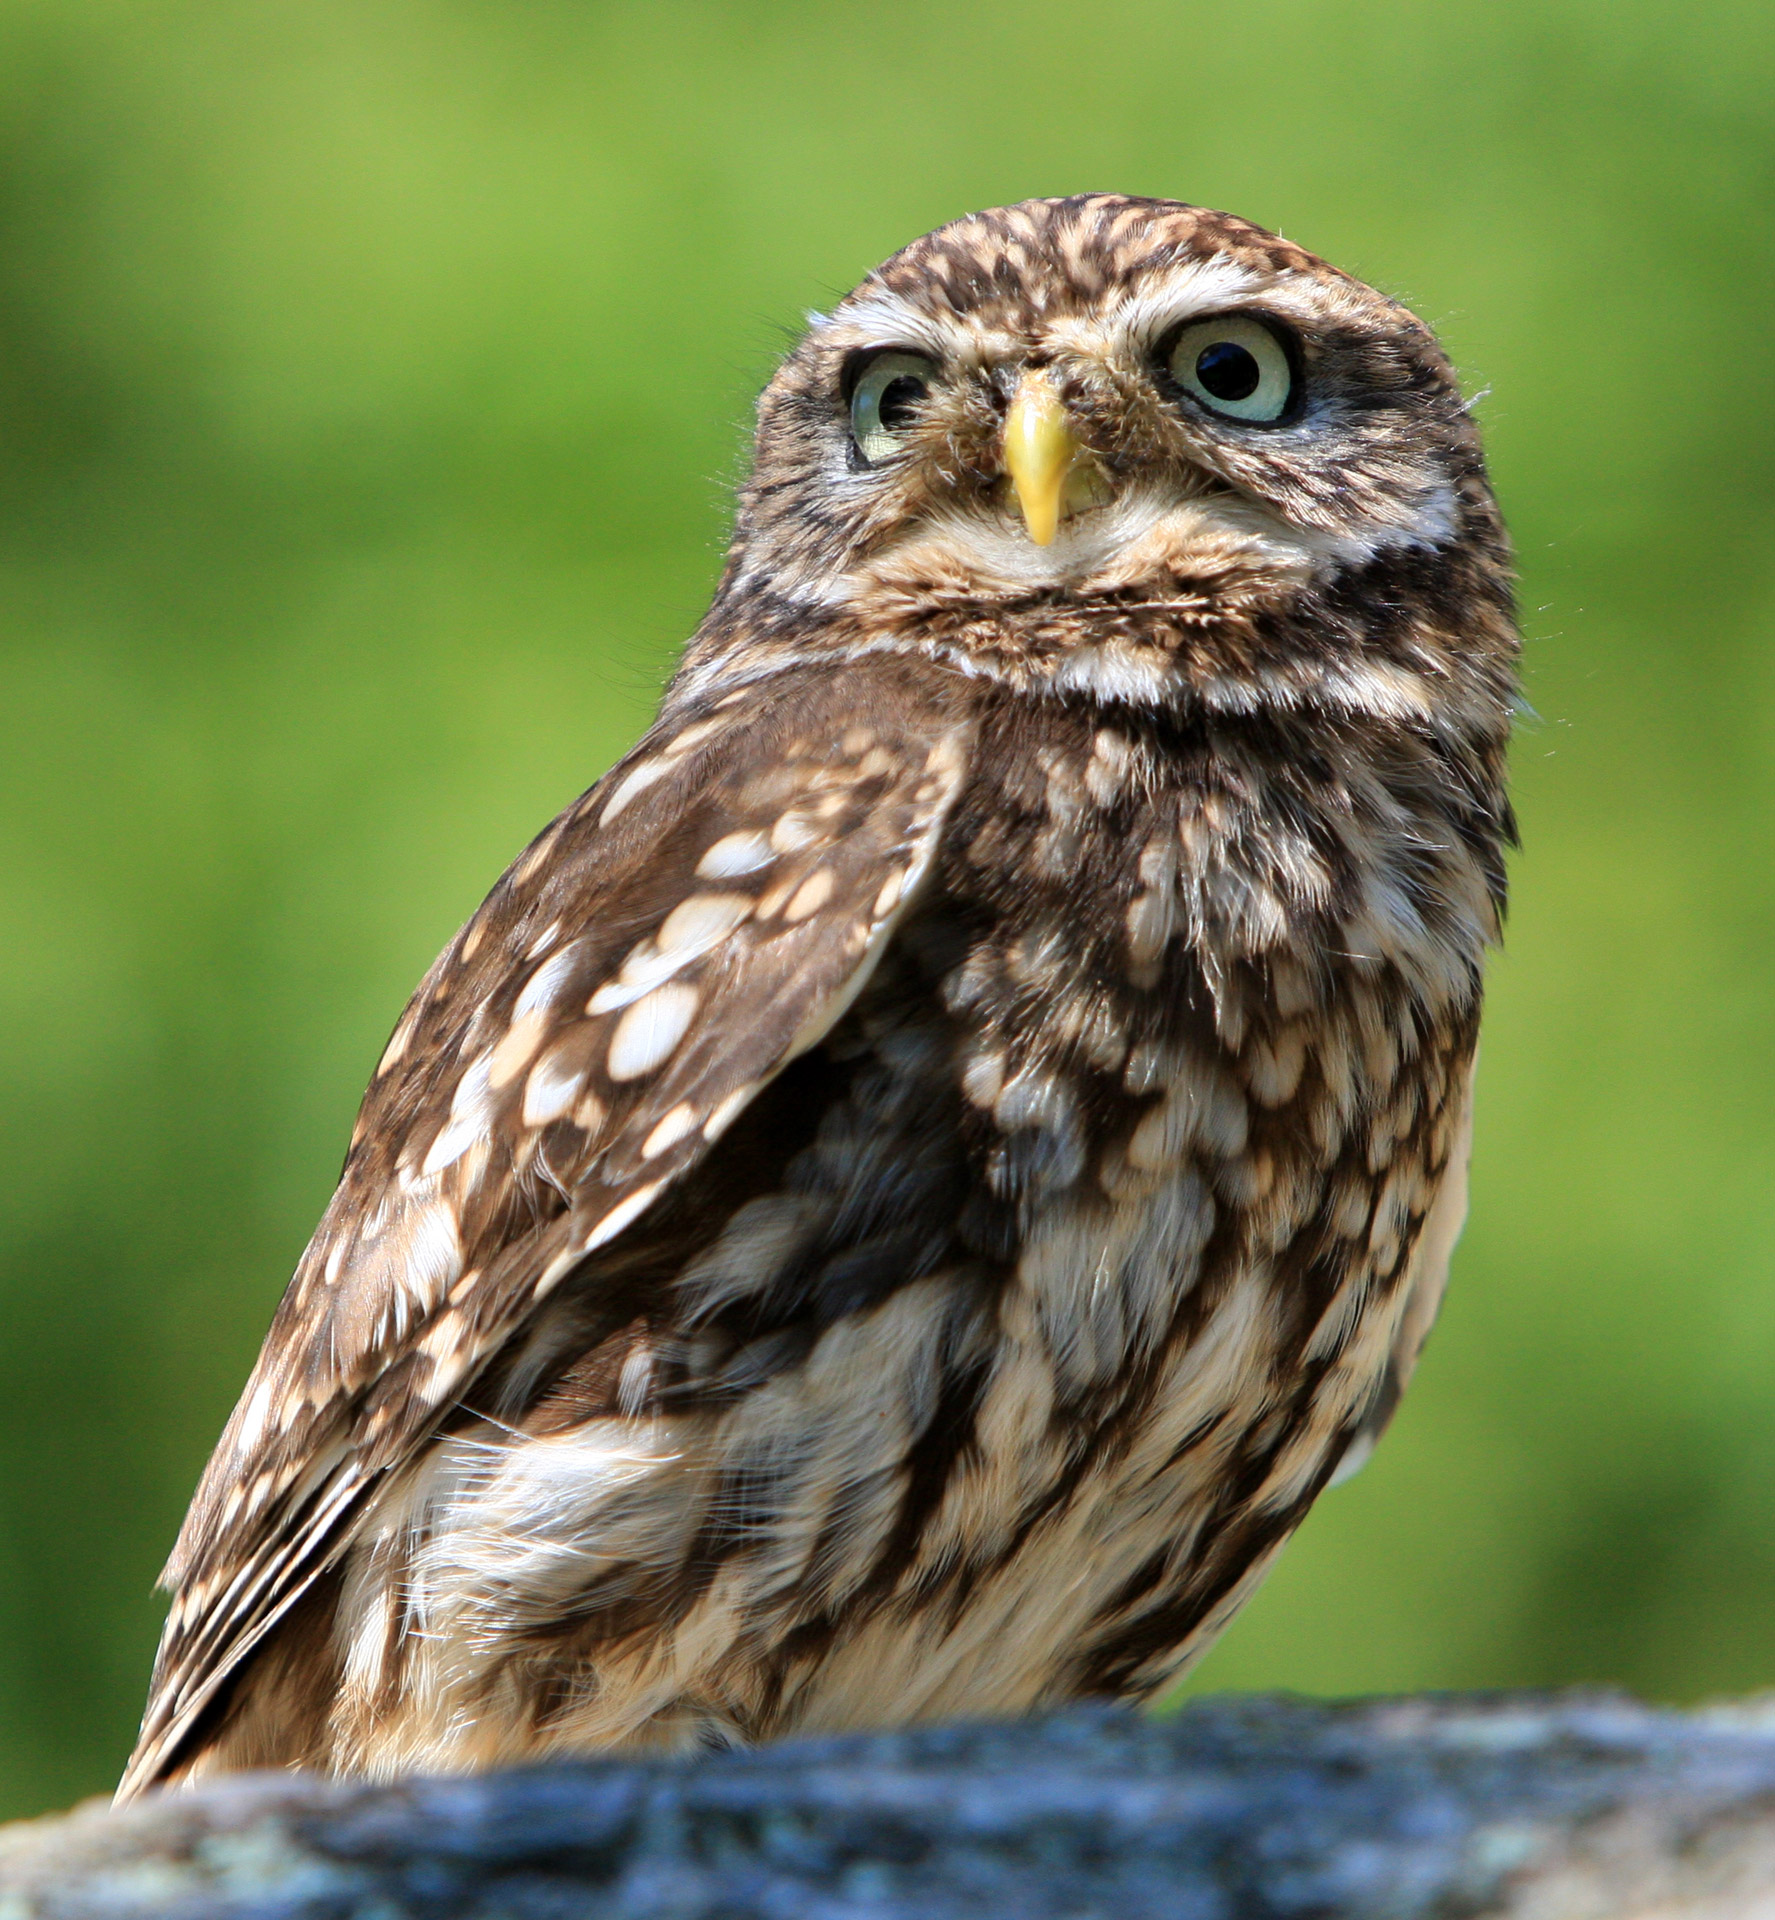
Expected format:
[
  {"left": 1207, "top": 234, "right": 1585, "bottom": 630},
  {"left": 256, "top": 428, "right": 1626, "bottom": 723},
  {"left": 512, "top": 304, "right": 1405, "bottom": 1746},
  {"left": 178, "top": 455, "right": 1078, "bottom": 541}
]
[{"left": 310, "top": 693, "right": 1481, "bottom": 1774}]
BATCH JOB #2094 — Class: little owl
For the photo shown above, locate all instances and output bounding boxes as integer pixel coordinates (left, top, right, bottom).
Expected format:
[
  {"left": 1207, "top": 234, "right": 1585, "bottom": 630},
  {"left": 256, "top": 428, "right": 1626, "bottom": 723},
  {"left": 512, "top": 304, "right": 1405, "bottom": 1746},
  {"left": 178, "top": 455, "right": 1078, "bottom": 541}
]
[{"left": 120, "top": 196, "right": 1516, "bottom": 1798}]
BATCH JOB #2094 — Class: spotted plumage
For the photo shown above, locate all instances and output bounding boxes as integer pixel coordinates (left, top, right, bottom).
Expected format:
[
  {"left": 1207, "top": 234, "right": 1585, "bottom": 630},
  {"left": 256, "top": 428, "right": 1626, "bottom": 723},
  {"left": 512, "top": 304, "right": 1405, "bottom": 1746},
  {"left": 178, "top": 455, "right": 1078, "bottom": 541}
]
[{"left": 120, "top": 195, "right": 1516, "bottom": 1799}]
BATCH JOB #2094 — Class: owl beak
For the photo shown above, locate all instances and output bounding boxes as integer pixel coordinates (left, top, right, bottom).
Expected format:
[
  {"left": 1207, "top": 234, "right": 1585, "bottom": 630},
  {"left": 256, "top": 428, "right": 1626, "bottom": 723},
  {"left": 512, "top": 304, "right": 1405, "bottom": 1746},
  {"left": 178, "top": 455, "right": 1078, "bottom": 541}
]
[{"left": 1002, "top": 373, "right": 1088, "bottom": 547}]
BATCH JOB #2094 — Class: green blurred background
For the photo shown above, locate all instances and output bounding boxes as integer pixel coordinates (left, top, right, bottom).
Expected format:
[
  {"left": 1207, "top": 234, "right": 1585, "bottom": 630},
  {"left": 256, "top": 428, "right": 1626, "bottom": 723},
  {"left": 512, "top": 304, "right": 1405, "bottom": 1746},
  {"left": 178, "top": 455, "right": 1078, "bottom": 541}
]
[{"left": 0, "top": 0, "right": 1771, "bottom": 1819}]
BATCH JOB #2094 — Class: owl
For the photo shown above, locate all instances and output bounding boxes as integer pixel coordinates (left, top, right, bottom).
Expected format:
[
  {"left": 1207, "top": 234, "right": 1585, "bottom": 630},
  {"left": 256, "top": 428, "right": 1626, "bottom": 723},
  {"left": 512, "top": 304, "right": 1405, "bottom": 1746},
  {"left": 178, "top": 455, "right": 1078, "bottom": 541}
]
[{"left": 119, "top": 196, "right": 1516, "bottom": 1799}]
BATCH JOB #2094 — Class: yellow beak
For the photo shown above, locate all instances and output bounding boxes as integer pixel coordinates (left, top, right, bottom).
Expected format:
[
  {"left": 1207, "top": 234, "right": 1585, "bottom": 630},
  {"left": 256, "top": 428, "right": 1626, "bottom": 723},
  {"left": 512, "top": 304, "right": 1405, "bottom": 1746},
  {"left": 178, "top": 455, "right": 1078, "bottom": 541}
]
[{"left": 1002, "top": 372, "right": 1086, "bottom": 546}]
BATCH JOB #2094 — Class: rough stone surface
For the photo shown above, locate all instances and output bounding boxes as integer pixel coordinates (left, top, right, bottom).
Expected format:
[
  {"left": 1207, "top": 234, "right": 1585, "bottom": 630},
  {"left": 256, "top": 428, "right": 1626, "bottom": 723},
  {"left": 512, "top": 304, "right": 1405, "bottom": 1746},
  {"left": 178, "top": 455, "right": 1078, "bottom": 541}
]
[{"left": 6, "top": 1694, "right": 1775, "bottom": 1918}]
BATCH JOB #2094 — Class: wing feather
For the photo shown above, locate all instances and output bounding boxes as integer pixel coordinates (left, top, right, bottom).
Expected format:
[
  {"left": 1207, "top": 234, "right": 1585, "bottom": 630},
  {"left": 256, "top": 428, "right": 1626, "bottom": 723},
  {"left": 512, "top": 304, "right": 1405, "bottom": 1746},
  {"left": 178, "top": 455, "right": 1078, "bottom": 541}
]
[{"left": 120, "top": 659, "right": 974, "bottom": 1798}]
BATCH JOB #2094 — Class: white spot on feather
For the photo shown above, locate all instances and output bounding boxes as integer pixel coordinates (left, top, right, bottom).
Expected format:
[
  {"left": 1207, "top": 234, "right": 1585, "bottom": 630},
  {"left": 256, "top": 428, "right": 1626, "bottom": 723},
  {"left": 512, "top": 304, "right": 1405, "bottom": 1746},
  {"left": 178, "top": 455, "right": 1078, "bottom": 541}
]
[
  {"left": 771, "top": 810, "right": 827, "bottom": 854},
  {"left": 237, "top": 1376, "right": 275, "bottom": 1443},
  {"left": 661, "top": 714, "right": 729, "bottom": 757},
  {"left": 523, "top": 1044, "right": 587, "bottom": 1127},
  {"left": 703, "top": 1083, "right": 756, "bottom": 1142},
  {"left": 423, "top": 1052, "right": 497, "bottom": 1176},
  {"left": 488, "top": 1009, "right": 549, "bottom": 1090},
  {"left": 578, "top": 1180, "right": 668, "bottom": 1255},
  {"left": 378, "top": 1008, "right": 418, "bottom": 1075},
  {"left": 587, "top": 896, "right": 750, "bottom": 1015},
  {"left": 599, "top": 757, "right": 670, "bottom": 825},
  {"left": 514, "top": 943, "right": 583, "bottom": 1019},
  {"left": 698, "top": 831, "right": 774, "bottom": 878},
  {"left": 784, "top": 869, "right": 834, "bottom": 921},
  {"left": 403, "top": 1201, "right": 465, "bottom": 1312},
  {"left": 641, "top": 1103, "right": 700, "bottom": 1159},
  {"left": 607, "top": 984, "right": 699, "bottom": 1080},
  {"left": 657, "top": 892, "right": 753, "bottom": 954}
]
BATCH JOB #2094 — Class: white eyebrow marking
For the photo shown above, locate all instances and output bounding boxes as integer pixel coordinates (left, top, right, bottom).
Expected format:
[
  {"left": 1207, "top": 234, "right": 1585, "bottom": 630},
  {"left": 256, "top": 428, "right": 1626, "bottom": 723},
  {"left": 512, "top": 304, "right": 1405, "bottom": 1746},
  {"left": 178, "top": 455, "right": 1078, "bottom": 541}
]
[
  {"left": 807, "top": 291, "right": 960, "bottom": 362},
  {"left": 1051, "top": 256, "right": 1268, "bottom": 360}
]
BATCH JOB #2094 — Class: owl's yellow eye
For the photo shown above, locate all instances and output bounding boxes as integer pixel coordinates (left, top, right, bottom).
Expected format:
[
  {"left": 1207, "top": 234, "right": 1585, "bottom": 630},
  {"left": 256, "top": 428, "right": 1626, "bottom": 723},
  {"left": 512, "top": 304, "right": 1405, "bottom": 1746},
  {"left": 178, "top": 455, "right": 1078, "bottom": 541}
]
[
  {"left": 1165, "top": 316, "right": 1294, "bottom": 424},
  {"left": 849, "top": 351, "right": 937, "bottom": 463}
]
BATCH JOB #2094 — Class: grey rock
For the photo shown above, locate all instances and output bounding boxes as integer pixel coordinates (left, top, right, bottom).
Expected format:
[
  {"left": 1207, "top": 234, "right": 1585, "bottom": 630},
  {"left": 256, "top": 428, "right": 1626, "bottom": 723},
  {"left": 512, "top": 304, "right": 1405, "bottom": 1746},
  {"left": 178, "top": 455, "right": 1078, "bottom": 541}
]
[{"left": 6, "top": 1694, "right": 1775, "bottom": 1919}]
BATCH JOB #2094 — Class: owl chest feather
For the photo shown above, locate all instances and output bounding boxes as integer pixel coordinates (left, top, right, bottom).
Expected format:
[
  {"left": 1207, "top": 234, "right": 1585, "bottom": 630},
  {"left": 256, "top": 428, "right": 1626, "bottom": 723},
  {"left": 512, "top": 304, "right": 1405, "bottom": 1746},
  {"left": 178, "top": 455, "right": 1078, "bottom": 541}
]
[{"left": 330, "top": 695, "right": 1483, "bottom": 1766}]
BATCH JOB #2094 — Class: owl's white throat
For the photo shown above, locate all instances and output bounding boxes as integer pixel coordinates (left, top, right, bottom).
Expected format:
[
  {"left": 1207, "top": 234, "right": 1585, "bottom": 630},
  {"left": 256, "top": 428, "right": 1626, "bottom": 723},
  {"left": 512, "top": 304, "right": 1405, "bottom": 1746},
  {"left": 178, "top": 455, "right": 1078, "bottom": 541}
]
[
  {"left": 839, "top": 473, "right": 1463, "bottom": 615},
  {"left": 855, "top": 487, "right": 1309, "bottom": 605}
]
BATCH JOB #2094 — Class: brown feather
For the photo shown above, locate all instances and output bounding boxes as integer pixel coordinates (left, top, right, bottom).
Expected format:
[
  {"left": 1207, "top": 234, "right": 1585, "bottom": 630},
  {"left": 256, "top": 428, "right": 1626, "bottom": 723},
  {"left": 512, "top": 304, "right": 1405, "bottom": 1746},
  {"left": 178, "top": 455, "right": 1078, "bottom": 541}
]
[{"left": 122, "top": 196, "right": 1516, "bottom": 1798}]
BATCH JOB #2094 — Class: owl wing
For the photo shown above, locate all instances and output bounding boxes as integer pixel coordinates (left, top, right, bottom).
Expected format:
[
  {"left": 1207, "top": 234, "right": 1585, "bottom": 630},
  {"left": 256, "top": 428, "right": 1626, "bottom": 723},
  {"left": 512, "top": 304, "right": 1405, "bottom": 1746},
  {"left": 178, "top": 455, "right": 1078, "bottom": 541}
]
[{"left": 119, "top": 658, "right": 975, "bottom": 1800}]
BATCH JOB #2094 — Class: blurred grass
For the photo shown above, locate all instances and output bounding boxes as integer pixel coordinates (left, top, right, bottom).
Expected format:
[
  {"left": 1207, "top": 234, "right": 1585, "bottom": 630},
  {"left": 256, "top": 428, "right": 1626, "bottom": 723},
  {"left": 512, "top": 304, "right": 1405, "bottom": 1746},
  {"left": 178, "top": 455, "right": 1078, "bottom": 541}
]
[{"left": 0, "top": 0, "right": 1771, "bottom": 1818}]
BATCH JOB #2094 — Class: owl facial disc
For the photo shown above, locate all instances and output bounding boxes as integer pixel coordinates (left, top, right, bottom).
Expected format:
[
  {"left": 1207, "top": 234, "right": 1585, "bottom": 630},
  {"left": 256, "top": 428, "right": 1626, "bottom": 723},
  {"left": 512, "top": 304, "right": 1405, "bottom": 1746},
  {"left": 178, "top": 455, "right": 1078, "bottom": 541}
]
[{"left": 717, "top": 196, "right": 1480, "bottom": 635}]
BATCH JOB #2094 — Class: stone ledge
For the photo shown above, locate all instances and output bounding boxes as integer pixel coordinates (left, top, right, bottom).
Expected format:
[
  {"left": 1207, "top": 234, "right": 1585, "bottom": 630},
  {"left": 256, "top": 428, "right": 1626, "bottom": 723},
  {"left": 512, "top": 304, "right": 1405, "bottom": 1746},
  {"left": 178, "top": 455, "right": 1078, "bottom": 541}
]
[{"left": 6, "top": 1693, "right": 1775, "bottom": 1918}]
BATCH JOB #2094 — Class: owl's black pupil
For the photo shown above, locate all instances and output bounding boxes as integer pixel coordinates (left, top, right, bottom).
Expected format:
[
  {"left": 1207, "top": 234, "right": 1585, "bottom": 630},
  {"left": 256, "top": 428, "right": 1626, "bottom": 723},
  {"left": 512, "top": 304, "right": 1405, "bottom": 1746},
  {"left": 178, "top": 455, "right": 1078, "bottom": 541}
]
[
  {"left": 1195, "top": 341, "right": 1262, "bottom": 402},
  {"left": 877, "top": 375, "right": 927, "bottom": 431}
]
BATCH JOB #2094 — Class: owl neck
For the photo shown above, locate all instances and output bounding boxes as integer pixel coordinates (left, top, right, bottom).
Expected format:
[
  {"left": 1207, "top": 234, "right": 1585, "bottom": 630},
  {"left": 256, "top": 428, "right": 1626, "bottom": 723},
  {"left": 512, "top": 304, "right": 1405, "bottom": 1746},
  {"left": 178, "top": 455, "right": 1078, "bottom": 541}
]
[{"left": 674, "top": 541, "right": 1517, "bottom": 765}]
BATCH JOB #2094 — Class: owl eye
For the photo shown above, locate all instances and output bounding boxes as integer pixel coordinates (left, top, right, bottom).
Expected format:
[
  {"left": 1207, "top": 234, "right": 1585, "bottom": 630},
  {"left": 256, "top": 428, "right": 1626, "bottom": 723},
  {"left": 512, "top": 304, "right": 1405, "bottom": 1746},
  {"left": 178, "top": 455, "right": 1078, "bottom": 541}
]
[
  {"left": 1164, "top": 315, "right": 1295, "bottom": 424},
  {"left": 848, "top": 350, "right": 937, "bottom": 464}
]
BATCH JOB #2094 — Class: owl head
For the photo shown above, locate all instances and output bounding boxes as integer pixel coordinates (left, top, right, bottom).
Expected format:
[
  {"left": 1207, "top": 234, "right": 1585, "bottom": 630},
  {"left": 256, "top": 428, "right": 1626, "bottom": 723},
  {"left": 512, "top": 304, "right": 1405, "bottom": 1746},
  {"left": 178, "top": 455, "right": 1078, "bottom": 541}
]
[{"left": 695, "top": 195, "right": 1509, "bottom": 713}]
